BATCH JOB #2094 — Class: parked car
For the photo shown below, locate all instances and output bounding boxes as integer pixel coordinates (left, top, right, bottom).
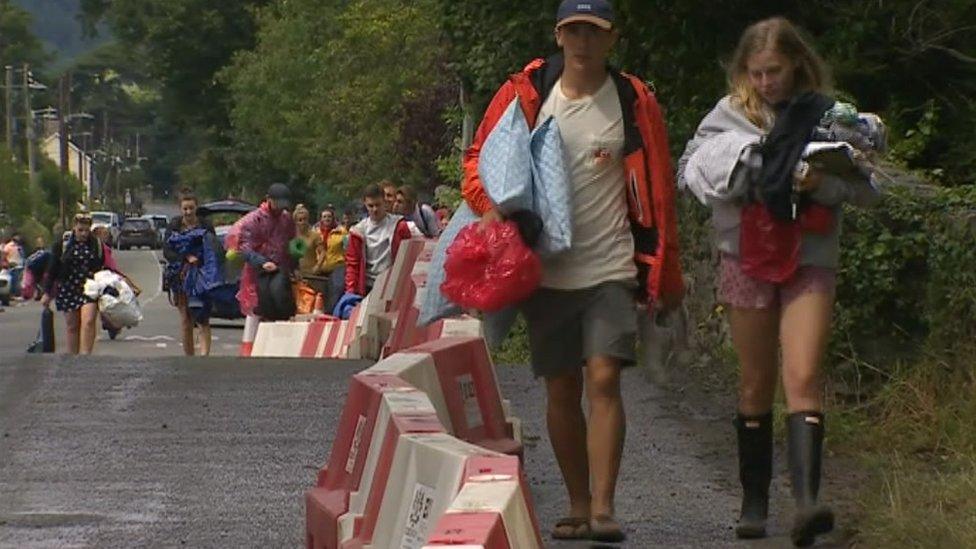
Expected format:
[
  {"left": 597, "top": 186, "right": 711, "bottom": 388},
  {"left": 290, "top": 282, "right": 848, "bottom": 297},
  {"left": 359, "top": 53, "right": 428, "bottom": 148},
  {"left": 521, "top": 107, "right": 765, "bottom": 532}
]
[
  {"left": 90, "top": 211, "right": 122, "bottom": 247},
  {"left": 144, "top": 214, "right": 170, "bottom": 246},
  {"left": 118, "top": 217, "right": 159, "bottom": 250}
]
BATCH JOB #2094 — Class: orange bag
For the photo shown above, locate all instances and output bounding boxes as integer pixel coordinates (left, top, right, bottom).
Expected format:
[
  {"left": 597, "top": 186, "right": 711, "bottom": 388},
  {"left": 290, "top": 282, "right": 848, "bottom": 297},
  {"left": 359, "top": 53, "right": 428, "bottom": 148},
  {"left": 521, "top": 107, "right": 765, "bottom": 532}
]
[{"left": 293, "top": 280, "right": 319, "bottom": 315}]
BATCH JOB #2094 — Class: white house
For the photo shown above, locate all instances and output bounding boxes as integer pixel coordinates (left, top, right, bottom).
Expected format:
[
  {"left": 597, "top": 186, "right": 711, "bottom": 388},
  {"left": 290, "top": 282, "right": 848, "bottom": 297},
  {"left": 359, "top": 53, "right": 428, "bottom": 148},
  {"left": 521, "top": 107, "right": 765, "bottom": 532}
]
[{"left": 41, "top": 134, "right": 98, "bottom": 201}]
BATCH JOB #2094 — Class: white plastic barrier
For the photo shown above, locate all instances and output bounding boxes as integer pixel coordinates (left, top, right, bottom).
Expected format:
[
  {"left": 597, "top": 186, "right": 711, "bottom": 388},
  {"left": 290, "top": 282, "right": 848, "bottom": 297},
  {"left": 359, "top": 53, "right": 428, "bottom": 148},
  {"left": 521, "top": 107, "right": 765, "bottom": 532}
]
[
  {"left": 349, "top": 433, "right": 503, "bottom": 549},
  {"left": 423, "top": 476, "right": 542, "bottom": 549},
  {"left": 363, "top": 338, "right": 521, "bottom": 456},
  {"left": 250, "top": 320, "right": 312, "bottom": 357}
]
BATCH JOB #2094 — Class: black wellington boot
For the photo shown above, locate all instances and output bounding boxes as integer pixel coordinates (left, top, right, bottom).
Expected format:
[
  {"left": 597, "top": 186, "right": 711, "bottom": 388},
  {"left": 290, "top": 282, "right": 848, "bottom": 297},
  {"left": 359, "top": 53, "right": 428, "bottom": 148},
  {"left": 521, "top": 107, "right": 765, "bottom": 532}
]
[
  {"left": 788, "top": 411, "right": 835, "bottom": 547},
  {"left": 734, "top": 412, "right": 773, "bottom": 539}
]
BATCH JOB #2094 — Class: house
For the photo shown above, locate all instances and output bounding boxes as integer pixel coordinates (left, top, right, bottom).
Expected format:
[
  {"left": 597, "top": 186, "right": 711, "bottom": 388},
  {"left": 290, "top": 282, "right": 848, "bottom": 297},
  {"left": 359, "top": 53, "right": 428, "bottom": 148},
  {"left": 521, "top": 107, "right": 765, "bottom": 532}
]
[{"left": 41, "top": 133, "right": 98, "bottom": 201}]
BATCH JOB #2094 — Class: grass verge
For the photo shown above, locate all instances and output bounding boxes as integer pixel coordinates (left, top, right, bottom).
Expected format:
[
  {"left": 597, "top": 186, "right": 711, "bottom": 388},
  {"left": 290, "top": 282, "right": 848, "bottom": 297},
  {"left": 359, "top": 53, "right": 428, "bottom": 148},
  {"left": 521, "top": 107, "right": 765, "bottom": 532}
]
[{"left": 831, "top": 352, "right": 976, "bottom": 547}]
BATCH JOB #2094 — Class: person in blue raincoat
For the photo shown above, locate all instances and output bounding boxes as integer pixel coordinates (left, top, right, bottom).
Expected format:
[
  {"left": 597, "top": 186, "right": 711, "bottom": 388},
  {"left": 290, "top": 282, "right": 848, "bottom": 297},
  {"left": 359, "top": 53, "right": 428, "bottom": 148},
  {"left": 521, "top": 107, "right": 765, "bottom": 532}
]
[{"left": 164, "top": 189, "right": 220, "bottom": 356}]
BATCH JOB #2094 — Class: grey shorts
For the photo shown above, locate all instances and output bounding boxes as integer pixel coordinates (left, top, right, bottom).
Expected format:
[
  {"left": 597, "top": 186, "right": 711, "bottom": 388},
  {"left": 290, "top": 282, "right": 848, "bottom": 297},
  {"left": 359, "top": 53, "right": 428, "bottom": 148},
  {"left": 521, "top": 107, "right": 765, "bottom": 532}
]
[{"left": 520, "top": 280, "right": 638, "bottom": 378}]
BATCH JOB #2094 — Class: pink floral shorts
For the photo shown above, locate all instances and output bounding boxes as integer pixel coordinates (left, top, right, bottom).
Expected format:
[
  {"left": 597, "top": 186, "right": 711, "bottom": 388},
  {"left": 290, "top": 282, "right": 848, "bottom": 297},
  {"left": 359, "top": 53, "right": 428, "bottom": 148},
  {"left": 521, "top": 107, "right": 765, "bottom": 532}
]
[{"left": 718, "top": 254, "right": 836, "bottom": 309}]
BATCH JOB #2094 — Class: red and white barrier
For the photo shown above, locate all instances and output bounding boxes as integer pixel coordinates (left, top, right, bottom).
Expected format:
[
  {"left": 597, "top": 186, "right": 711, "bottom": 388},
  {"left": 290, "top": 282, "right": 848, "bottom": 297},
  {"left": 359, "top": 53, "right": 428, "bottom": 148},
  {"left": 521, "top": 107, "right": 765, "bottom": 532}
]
[
  {"left": 240, "top": 314, "right": 260, "bottom": 357},
  {"left": 377, "top": 238, "right": 426, "bottom": 313},
  {"left": 299, "top": 318, "right": 352, "bottom": 359},
  {"left": 305, "top": 374, "right": 444, "bottom": 549},
  {"left": 424, "top": 455, "right": 543, "bottom": 549},
  {"left": 250, "top": 320, "right": 313, "bottom": 357},
  {"left": 345, "top": 433, "right": 505, "bottom": 549},
  {"left": 420, "top": 316, "right": 484, "bottom": 342},
  {"left": 364, "top": 337, "right": 521, "bottom": 456}
]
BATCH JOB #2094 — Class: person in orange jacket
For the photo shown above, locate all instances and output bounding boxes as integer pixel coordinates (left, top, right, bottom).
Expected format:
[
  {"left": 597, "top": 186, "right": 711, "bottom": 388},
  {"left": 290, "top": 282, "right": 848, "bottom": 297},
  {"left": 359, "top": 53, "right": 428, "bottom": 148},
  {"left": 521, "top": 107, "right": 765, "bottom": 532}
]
[
  {"left": 344, "top": 183, "right": 413, "bottom": 297},
  {"left": 462, "top": 0, "right": 684, "bottom": 542}
]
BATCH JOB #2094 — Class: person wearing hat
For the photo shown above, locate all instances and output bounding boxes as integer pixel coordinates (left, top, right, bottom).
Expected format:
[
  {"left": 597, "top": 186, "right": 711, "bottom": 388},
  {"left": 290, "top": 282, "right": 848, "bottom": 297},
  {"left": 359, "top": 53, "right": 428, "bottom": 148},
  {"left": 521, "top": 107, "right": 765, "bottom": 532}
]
[
  {"left": 236, "top": 183, "right": 297, "bottom": 325},
  {"left": 462, "top": 0, "right": 685, "bottom": 542}
]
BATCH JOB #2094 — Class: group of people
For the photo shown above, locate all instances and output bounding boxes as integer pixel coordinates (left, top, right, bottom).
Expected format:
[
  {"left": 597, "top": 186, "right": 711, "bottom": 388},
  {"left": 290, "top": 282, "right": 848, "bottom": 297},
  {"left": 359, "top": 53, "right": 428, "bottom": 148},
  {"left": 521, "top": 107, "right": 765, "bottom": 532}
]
[
  {"left": 456, "top": 2, "right": 879, "bottom": 546},
  {"left": 159, "top": 178, "right": 451, "bottom": 357},
  {"left": 17, "top": 2, "right": 882, "bottom": 545}
]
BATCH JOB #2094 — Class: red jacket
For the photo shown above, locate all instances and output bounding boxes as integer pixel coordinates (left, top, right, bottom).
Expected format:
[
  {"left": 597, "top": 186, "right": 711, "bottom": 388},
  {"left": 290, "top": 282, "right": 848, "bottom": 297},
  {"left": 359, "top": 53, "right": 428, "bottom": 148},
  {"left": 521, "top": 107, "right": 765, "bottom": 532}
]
[
  {"left": 344, "top": 216, "right": 413, "bottom": 296},
  {"left": 462, "top": 55, "right": 684, "bottom": 305}
]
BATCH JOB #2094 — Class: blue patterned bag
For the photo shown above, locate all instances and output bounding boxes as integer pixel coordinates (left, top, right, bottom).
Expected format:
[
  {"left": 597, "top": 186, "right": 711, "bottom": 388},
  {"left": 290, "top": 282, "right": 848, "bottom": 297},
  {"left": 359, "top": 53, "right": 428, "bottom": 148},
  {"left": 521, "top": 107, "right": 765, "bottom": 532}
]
[
  {"left": 530, "top": 116, "right": 572, "bottom": 256},
  {"left": 478, "top": 98, "right": 534, "bottom": 214}
]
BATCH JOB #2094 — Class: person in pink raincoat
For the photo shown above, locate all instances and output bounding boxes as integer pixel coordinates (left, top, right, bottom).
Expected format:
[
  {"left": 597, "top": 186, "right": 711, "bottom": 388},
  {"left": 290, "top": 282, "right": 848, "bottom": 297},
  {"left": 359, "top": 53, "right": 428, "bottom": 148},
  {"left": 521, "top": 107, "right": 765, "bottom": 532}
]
[{"left": 236, "top": 183, "right": 297, "bottom": 317}]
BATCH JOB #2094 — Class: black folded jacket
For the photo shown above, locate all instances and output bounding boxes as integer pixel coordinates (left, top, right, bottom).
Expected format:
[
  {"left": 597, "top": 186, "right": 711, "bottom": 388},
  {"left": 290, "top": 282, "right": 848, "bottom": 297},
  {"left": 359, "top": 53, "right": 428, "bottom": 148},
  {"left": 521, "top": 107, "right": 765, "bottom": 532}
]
[{"left": 759, "top": 92, "right": 835, "bottom": 220}]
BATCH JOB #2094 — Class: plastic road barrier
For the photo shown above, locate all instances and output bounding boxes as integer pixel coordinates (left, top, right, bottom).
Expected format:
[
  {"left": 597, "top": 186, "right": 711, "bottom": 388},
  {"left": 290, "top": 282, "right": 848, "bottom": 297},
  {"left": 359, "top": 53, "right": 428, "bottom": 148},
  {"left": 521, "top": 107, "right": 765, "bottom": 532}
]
[
  {"left": 250, "top": 321, "right": 313, "bottom": 357},
  {"left": 345, "top": 433, "right": 504, "bottom": 549},
  {"left": 363, "top": 337, "right": 521, "bottom": 456},
  {"left": 305, "top": 373, "right": 444, "bottom": 549},
  {"left": 240, "top": 314, "right": 260, "bottom": 356},
  {"left": 423, "top": 455, "right": 543, "bottom": 548}
]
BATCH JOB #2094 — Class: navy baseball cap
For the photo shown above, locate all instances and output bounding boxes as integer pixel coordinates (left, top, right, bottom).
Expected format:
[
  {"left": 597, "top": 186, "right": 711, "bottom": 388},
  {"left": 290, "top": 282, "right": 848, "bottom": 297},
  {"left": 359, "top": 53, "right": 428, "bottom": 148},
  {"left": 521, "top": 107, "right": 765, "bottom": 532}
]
[
  {"left": 556, "top": 0, "right": 615, "bottom": 30},
  {"left": 267, "top": 182, "right": 293, "bottom": 210}
]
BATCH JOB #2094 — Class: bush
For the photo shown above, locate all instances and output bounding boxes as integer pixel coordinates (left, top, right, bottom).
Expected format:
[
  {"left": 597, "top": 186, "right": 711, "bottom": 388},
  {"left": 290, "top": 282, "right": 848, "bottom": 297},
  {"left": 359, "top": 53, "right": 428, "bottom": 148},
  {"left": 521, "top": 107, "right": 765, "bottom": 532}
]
[{"left": 834, "top": 184, "right": 976, "bottom": 373}]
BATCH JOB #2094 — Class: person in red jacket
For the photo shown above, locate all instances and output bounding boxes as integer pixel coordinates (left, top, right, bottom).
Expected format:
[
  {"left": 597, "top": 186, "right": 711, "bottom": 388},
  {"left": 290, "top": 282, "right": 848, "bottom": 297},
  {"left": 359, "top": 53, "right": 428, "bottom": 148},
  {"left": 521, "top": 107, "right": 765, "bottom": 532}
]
[
  {"left": 344, "top": 183, "right": 413, "bottom": 296},
  {"left": 463, "top": 0, "right": 684, "bottom": 542}
]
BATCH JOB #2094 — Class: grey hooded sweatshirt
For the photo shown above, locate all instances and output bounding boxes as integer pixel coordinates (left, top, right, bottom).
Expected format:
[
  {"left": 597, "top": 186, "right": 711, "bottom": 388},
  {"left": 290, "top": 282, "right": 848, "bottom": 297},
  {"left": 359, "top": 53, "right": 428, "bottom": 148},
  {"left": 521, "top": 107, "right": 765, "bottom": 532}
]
[{"left": 677, "top": 96, "right": 880, "bottom": 269}]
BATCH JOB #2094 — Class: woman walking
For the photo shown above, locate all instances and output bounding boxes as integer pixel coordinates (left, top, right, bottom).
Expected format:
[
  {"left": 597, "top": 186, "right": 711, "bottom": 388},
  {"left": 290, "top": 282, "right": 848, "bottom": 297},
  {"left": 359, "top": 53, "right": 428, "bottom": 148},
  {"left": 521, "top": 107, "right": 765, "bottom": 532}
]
[
  {"left": 678, "top": 17, "right": 880, "bottom": 546},
  {"left": 41, "top": 213, "right": 107, "bottom": 355},
  {"left": 164, "top": 190, "right": 218, "bottom": 356}
]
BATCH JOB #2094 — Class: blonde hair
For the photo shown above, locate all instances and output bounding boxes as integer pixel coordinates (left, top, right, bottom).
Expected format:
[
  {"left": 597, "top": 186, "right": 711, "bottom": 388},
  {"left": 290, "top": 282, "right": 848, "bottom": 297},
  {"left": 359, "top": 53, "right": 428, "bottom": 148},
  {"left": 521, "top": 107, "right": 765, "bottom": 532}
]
[{"left": 728, "top": 17, "right": 831, "bottom": 128}]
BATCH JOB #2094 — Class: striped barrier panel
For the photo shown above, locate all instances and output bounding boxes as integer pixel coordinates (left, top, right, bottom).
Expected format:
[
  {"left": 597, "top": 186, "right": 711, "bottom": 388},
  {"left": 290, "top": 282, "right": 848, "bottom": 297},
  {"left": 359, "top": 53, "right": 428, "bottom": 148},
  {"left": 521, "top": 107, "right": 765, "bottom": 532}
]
[
  {"left": 423, "top": 455, "right": 543, "bottom": 549},
  {"left": 363, "top": 337, "right": 521, "bottom": 457},
  {"left": 305, "top": 374, "right": 444, "bottom": 549},
  {"left": 341, "top": 433, "right": 505, "bottom": 549}
]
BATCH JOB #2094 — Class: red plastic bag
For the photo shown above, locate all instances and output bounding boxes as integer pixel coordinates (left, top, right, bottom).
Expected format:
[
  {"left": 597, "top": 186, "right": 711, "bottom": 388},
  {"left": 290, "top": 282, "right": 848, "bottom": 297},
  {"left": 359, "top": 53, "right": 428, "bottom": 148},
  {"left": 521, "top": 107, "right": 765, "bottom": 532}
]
[
  {"left": 441, "top": 221, "right": 542, "bottom": 312},
  {"left": 739, "top": 202, "right": 800, "bottom": 284}
]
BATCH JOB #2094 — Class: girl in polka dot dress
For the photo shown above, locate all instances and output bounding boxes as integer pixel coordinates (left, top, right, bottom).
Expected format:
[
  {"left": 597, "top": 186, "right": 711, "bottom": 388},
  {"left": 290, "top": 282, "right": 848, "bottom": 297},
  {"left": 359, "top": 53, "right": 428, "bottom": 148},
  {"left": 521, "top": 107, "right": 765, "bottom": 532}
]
[{"left": 41, "top": 213, "right": 108, "bottom": 355}]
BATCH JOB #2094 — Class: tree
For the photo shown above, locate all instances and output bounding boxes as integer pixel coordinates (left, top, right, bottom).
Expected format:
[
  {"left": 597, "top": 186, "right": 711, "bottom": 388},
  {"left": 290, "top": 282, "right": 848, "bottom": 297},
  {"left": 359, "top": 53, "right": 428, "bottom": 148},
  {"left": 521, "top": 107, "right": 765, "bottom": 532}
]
[
  {"left": 224, "top": 0, "right": 452, "bottom": 199},
  {"left": 0, "top": 0, "right": 51, "bottom": 68}
]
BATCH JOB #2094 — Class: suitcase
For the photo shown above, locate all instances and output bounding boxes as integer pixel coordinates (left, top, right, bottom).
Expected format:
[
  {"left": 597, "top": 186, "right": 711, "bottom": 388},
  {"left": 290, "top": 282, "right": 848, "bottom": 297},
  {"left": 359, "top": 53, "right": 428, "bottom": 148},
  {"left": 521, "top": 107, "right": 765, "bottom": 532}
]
[{"left": 27, "top": 307, "right": 56, "bottom": 353}]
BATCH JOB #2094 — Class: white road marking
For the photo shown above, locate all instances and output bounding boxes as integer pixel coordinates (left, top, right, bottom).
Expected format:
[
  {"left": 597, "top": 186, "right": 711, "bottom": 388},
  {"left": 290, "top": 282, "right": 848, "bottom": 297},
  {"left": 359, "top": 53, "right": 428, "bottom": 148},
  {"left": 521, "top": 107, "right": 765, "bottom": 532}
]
[
  {"left": 142, "top": 250, "right": 165, "bottom": 305},
  {"left": 124, "top": 335, "right": 175, "bottom": 342}
]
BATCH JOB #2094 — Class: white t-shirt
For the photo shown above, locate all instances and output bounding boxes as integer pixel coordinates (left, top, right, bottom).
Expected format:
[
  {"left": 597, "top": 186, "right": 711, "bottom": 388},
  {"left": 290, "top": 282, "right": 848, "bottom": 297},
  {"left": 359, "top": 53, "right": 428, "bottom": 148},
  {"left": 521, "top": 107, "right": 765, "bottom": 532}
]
[
  {"left": 353, "top": 214, "right": 402, "bottom": 287},
  {"left": 536, "top": 75, "right": 636, "bottom": 290}
]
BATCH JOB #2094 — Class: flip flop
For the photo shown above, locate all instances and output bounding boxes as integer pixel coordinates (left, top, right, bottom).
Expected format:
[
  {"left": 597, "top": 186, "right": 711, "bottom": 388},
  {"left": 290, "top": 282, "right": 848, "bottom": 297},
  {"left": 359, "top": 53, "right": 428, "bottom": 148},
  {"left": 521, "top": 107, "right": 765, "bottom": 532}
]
[
  {"left": 590, "top": 514, "right": 626, "bottom": 543},
  {"left": 551, "top": 516, "right": 591, "bottom": 540}
]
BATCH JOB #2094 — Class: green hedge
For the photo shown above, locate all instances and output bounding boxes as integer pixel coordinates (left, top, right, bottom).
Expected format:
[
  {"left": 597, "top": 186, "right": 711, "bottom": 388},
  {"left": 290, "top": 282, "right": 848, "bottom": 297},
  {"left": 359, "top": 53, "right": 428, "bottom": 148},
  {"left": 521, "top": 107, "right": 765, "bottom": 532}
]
[{"left": 835, "top": 184, "right": 976, "bottom": 368}]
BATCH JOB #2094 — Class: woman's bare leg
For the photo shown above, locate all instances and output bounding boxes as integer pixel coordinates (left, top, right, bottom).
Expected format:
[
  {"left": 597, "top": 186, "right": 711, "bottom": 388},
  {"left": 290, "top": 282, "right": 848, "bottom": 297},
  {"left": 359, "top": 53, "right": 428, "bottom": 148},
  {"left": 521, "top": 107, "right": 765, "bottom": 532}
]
[
  {"left": 78, "top": 302, "right": 99, "bottom": 355},
  {"left": 64, "top": 310, "right": 81, "bottom": 354}
]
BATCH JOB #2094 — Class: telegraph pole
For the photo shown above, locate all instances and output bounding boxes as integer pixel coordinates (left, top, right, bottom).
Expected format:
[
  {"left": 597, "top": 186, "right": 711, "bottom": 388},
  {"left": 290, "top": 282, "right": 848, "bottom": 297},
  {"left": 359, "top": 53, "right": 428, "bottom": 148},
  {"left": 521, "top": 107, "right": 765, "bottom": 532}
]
[
  {"left": 58, "top": 73, "right": 69, "bottom": 228},
  {"left": 5, "top": 65, "right": 13, "bottom": 154},
  {"left": 24, "top": 64, "right": 36, "bottom": 187}
]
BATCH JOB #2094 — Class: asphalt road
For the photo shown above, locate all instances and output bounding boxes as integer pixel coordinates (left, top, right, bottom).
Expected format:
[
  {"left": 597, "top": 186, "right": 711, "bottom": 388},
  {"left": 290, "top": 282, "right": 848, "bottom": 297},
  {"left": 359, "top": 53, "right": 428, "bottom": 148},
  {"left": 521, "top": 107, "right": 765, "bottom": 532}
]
[{"left": 0, "top": 237, "right": 849, "bottom": 547}]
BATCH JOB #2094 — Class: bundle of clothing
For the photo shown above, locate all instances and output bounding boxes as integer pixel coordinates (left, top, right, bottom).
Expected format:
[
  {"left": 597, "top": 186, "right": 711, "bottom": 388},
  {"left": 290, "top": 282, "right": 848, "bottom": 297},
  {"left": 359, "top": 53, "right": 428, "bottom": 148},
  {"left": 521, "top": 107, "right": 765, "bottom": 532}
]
[
  {"left": 83, "top": 270, "right": 143, "bottom": 328},
  {"left": 814, "top": 101, "right": 887, "bottom": 154}
]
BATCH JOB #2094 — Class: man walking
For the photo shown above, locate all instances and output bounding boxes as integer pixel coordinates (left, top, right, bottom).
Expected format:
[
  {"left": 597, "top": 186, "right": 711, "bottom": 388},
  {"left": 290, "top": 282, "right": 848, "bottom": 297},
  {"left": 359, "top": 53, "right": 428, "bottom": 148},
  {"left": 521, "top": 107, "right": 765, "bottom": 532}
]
[
  {"left": 236, "top": 183, "right": 297, "bottom": 353},
  {"left": 344, "top": 183, "right": 413, "bottom": 297},
  {"left": 463, "top": 0, "right": 684, "bottom": 541}
]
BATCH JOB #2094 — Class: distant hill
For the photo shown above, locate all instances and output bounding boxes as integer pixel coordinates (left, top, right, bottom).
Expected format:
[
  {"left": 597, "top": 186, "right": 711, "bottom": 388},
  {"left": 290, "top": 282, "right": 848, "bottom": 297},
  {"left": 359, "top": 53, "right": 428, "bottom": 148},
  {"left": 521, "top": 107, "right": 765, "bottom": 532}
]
[{"left": 13, "top": 0, "right": 111, "bottom": 68}]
